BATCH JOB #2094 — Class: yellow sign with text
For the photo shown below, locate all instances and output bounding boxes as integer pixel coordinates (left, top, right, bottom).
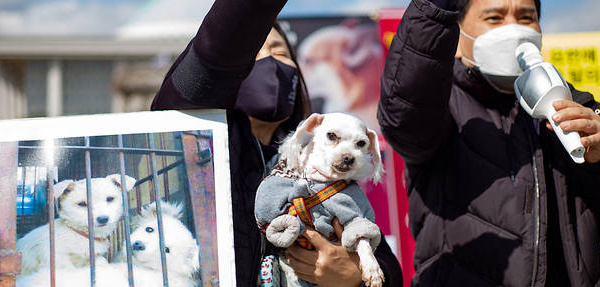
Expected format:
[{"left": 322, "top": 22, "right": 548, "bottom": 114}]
[{"left": 542, "top": 32, "right": 600, "bottom": 102}]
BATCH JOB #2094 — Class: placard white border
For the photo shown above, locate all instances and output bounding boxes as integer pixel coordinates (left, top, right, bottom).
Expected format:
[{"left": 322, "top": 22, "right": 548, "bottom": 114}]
[
  {"left": 0, "top": 110, "right": 236, "bottom": 287},
  {"left": 0, "top": 110, "right": 226, "bottom": 142}
]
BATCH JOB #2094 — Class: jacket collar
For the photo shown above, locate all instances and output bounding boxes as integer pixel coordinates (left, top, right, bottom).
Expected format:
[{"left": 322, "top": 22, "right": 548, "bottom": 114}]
[{"left": 453, "top": 59, "right": 518, "bottom": 115}]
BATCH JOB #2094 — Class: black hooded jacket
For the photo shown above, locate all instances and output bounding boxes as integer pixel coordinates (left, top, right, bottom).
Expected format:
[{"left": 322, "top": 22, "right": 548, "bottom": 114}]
[{"left": 377, "top": 0, "right": 600, "bottom": 286}]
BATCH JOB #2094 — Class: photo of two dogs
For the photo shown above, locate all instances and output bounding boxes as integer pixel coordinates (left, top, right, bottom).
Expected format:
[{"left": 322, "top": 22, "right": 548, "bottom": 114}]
[
  {"left": 16, "top": 174, "right": 200, "bottom": 287},
  {"left": 255, "top": 112, "right": 386, "bottom": 287}
]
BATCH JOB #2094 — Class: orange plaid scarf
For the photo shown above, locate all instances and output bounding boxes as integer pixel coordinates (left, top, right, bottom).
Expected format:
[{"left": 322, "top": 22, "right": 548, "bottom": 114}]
[{"left": 288, "top": 180, "right": 348, "bottom": 249}]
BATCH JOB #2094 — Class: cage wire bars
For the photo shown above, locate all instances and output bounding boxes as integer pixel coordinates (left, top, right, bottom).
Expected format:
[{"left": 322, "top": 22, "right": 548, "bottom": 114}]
[{"left": 3, "top": 131, "right": 216, "bottom": 287}]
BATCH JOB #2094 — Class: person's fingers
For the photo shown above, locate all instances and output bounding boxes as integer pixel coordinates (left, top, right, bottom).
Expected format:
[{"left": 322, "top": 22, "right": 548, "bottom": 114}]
[
  {"left": 332, "top": 218, "right": 344, "bottom": 242},
  {"left": 582, "top": 133, "right": 600, "bottom": 163},
  {"left": 552, "top": 107, "right": 595, "bottom": 123},
  {"left": 286, "top": 253, "right": 319, "bottom": 283},
  {"left": 303, "top": 227, "right": 331, "bottom": 250},
  {"left": 559, "top": 118, "right": 599, "bottom": 135},
  {"left": 582, "top": 133, "right": 600, "bottom": 149},
  {"left": 286, "top": 252, "right": 316, "bottom": 274},
  {"left": 552, "top": 100, "right": 581, "bottom": 111},
  {"left": 546, "top": 121, "right": 554, "bottom": 131},
  {"left": 287, "top": 244, "right": 318, "bottom": 265}
]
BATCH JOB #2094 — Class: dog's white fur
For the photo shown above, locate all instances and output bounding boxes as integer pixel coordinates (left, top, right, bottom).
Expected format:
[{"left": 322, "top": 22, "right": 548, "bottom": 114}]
[
  {"left": 277, "top": 113, "right": 385, "bottom": 287},
  {"left": 17, "top": 201, "right": 200, "bottom": 287},
  {"left": 127, "top": 201, "right": 200, "bottom": 286},
  {"left": 16, "top": 174, "right": 136, "bottom": 275},
  {"left": 279, "top": 113, "right": 383, "bottom": 184}
]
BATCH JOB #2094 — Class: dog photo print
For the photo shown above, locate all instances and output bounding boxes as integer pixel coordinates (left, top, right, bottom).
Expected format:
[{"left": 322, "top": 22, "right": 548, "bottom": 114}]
[{"left": 0, "top": 110, "right": 234, "bottom": 287}]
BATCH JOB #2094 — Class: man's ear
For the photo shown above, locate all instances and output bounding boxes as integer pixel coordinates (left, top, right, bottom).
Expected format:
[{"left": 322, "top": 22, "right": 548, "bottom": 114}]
[
  {"left": 366, "top": 129, "right": 384, "bottom": 184},
  {"left": 278, "top": 113, "right": 324, "bottom": 171},
  {"left": 457, "top": 25, "right": 475, "bottom": 65}
]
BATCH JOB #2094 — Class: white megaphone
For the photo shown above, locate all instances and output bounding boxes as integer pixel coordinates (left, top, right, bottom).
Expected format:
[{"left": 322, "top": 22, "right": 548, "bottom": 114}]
[{"left": 514, "top": 42, "right": 586, "bottom": 164}]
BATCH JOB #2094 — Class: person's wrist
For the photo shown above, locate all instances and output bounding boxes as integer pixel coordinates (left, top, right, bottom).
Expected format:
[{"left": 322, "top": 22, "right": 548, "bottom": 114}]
[{"left": 349, "top": 271, "right": 363, "bottom": 287}]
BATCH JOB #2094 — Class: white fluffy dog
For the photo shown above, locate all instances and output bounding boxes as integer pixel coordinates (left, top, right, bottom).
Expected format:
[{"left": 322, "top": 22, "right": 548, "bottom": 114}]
[
  {"left": 255, "top": 113, "right": 385, "bottom": 287},
  {"left": 16, "top": 174, "right": 136, "bottom": 275},
  {"left": 17, "top": 201, "right": 200, "bottom": 287}
]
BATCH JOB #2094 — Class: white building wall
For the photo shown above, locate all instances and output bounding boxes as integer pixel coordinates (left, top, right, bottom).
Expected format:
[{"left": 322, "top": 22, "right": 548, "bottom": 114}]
[{"left": 46, "top": 59, "right": 63, "bottom": 117}]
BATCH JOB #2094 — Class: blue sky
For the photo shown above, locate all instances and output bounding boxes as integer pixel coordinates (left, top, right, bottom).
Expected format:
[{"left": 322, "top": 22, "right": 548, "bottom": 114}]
[{"left": 0, "top": 0, "right": 598, "bottom": 36}]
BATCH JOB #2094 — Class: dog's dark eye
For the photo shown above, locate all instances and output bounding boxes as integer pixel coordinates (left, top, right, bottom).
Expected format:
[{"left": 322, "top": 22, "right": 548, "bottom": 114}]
[
  {"left": 165, "top": 247, "right": 170, "bottom": 253},
  {"left": 145, "top": 227, "right": 154, "bottom": 233},
  {"left": 327, "top": 132, "right": 337, "bottom": 141},
  {"left": 77, "top": 201, "right": 87, "bottom": 207},
  {"left": 356, "top": 140, "right": 366, "bottom": 148},
  {"left": 106, "top": 196, "right": 114, "bottom": 203}
]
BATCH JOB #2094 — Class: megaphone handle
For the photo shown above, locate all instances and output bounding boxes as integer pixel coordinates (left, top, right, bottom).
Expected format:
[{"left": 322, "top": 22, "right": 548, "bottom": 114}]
[{"left": 545, "top": 107, "right": 586, "bottom": 163}]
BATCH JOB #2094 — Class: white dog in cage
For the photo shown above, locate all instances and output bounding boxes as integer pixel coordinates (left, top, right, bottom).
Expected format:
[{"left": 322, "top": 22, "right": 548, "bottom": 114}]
[
  {"left": 16, "top": 174, "right": 137, "bottom": 275},
  {"left": 17, "top": 201, "right": 200, "bottom": 287},
  {"left": 122, "top": 200, "right": 200, "bottom": 287}
]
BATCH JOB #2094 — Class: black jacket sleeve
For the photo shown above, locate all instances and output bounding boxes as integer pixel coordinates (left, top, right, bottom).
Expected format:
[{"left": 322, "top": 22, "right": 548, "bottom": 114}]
[
  {"left": 375, "top": 237, "right": 403, "bottom": 287},
  {"left": 151, "top": 0, "right": 287, "bottom": 111},
  {"left": 377, "top": 0, "right": 460, "bottom": 165}
]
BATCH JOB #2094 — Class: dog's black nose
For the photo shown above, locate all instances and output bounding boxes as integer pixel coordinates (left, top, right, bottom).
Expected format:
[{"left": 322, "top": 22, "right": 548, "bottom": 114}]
[
  {"left": 342, "top": 154, "right": 355, "bottom": 166},
  {"left": 96, "top": 216, "right": 109, "bottom": 224},
  {"left": 132, "top": 241, "right": 145, "bottom": 251}
]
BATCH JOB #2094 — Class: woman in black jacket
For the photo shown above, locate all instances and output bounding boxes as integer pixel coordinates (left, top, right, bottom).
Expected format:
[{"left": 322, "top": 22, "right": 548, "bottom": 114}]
[{"left": 151, "top": 0, "right": 402, "bottom": 286}]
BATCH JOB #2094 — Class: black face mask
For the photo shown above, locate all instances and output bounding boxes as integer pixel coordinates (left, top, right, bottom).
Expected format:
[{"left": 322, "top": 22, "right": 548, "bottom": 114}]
[{"left": 235, "top": 56, "right": 299, "bottom": 122}]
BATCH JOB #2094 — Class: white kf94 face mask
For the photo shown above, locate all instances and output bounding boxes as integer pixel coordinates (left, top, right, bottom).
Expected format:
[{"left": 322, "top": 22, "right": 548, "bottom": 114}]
[{"left": 461, "top": 24, "right": 542, "bottom": 92}]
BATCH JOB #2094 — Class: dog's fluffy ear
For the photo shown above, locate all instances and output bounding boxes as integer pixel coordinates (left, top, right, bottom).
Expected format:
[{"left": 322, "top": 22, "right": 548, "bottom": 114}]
[
  {"left": 366, "top": 129, "right": 384, "bottom": 184},
  {"left": 106, "top": 174, "right": 137, "bottom": 191},
  {"left": 140, "top": 202, "right": 156, "bottom": 218},
  {"left": 159, "top": 201, "right": 183, "bottom": 219},
  {"left": 53, "top": 180, "right": 74, "bottom": 200},
  {"left": 53, "top": 179, "right": 74, "bottom": 211},
  {"left": 278, "top": 113, "right": 324, "bottom": 171},
  {"left": 141, "top": 200, "right": 183, "bottom": 219}
]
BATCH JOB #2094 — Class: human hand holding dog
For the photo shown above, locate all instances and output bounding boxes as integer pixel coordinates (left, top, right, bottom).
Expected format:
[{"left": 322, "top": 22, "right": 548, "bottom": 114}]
[
  {"left": 286, "top": 218, "right": 363, "bottom": 287},
  {"left": 549, "top": 100, "right": 600, "bottom": 163}
]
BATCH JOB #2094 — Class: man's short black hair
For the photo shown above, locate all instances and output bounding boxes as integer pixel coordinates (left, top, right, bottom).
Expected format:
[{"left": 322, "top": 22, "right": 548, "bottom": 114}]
[{"left": 456, "top": 0, "right": 541, "bottom": 22}]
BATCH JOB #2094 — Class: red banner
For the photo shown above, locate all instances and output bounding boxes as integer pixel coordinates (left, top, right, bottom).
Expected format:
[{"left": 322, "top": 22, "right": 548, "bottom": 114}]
[{"left": 377, "top": 8, "right": 415, "bottom": 287}]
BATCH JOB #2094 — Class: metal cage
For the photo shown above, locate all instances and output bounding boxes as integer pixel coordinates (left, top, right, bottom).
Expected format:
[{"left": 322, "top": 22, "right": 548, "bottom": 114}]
[{"left": 0, "top": 130, "right": 219, "bottom": 287}]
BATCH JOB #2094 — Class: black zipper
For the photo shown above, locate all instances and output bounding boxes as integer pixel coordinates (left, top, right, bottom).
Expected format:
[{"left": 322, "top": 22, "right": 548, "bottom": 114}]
[
  {"left": 252, "top": 134, "right": 268, "bottom": 285},
  {"left": 506, "top": 133, "right": 516, "bottom": 181},
  {"left": 527, "top": 120, "right": 541, "bottom": 287}
]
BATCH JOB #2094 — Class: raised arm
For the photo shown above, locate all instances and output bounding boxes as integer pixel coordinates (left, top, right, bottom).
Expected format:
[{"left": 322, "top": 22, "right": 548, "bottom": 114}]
[
  {"left": 377, "top": 0, "right": 459, "bottom": 165},
  {"left": 151, "top": 0, "right": 287, "bottom": 110}
]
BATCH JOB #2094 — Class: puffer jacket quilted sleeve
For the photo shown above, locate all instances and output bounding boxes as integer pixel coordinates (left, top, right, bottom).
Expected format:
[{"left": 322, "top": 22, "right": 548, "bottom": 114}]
[{"left": 377, "top": 0, "right": 459, "bottom": 165}]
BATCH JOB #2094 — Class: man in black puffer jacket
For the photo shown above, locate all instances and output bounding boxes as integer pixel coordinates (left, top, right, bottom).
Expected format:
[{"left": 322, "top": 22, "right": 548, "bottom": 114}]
[{"left": 378, "top": 0, "right": 600, "bottom": 286}]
